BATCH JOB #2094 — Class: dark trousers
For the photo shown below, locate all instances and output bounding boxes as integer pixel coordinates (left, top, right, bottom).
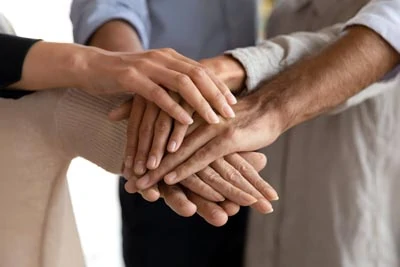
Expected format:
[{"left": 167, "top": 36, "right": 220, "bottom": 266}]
[{"left": 119, "top": 177, "right": 249, "bottom": 267}]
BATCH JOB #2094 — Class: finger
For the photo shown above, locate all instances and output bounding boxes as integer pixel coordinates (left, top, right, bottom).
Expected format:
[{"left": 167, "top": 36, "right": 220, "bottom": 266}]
[
  {"left": 108, "top": 100, "right": 133, "bottom": 121},
  {"left": 133, "top": 75, "right": 193, "bottom": 125},
  {"left": 173, "top": 53, "right": 237, "bottom": 105},
  {"left": 134, "top": 102, "right": 160, "bottom": 176},
  {"left": 211, "top": 156, "right": 273, "bottom": 214},
  {"left": 147, "top": 62, "right": 220, "bottom": 124},
  {"left": 140, "top": 185, "right": 161, "bottom": 202},
  {"left": 219, "top": 200, "right": 240, "bottom": 216},
  {"left": 237, "top": 152, "right": 267, "bottom": 172},
  {"left": 163, "top": 134, "right": 232, "bottom": 185},
  {"left": 123, "top": 96, "right": 146, "bottom": 175},
  {"left": 166, "top": 58, "right": 236, "bottom": 120},
  {"left": 159, "top": 183, "right": 197, "bottom": 217},
  {"left": 180, "top": 175, "right": 225, "bottom": 202},
  {"left": 168, "top": 101, "right": 194, "bottom": 153},
  {"left": 226, "top": 153, "right": 278, "bottom": 201},
  {"left": 124, "top": 177, "right": 161, "bottom": 203},
  {"left": 197, "top": 166, "right": 257, "bottom": 206},
  {"left": 186, "top": 191, "right": 228, "bottom": 227},
  {"left": 147, "top": 110, "right": 172, "bottom": 170},
  {"left": 135, "top": 123, "right": 220, "bottom": 190}
]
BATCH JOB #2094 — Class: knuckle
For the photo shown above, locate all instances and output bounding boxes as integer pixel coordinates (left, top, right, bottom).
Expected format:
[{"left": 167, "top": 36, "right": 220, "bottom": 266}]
[
  {"left": 194, "top": 149, "right": 208, "bottom": 161},
  {"left": 139, "top": 123, "right": 153, "bottom": 135},
  {"left": 155, "top": 119, "right": 171, "bottom": 132},
  {"left": 237, "top": 163, "right": 249, "bottom": 175},
  {"left": 117, "top": 68, "right": 138, "bottom": 87},
  {"left": 188, "top": 66, "right": 206, "bottom": 80},
  {"left": 147, "top": 50, "right": 163, "bottom": 60},
  {"left": 226, "top": 170, "right": 240, "bottom": 182},
  {"left": 160, "top": 48, "right": 176, "bottom": 55},
  {"left": 207, "top": 172, "right": 221, "bottom": 184},
  {"left": 149, "top": 85, "right": 165, "bottom": 100},
  {"left": 134, "top": 59, "right": 150, "bottom": 70},
  {"left": 175, "top": 74, "right": 192, "bottom": 88}
]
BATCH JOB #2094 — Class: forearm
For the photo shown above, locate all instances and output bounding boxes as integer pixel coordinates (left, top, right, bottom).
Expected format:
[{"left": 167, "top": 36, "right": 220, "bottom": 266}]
[
  {"left": 10, "top": 41, "right": 91, "bottom": 90},
  {"left": 253, "top": 25, "right": 400, "bottom": 132},
  {"left": 88, "top": 19, "right": 143, "bottom": 52}
]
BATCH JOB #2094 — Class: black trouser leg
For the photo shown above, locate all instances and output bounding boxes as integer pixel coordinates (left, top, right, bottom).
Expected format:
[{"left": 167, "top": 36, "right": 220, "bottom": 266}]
[{"left": 119, "top": 177, "right": 249, "bottom": 267}]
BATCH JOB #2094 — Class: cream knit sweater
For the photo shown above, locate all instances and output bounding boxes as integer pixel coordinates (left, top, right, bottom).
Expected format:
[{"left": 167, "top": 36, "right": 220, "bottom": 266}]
[{"left": 0, "top": 89, "right": 127, "bottom": 267}]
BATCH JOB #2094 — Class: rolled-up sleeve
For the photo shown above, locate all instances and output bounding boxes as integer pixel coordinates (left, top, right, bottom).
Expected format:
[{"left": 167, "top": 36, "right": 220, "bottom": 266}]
[
  {"left": 70, "top": 0, "right": 151, "bottom": 48},
  {"left": 345, "top": 0, "right": 400, "bottom": 54}
]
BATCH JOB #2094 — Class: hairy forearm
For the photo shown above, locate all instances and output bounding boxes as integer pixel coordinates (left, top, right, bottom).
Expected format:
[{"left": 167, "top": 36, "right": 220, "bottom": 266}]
[
  {"left": 251, "top": 25, "right": 400, "bottom": 132},
  {"left": 88, "top": 20, "right": 143, "bottom": 52}
]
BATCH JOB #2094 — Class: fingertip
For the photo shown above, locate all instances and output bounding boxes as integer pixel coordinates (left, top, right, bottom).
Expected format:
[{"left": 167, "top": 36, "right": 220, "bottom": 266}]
[
  {"left": 146, "top": 155, "right": 158, "bottom": 170},
  {"left": 124, "top": 180, "right": 138, "bottom": 194},
  {"left": 255, "top": 199, "right": 274, "bottom": 214},
  {"left": 226, "top": 93, "right": 237, "bottom": 105},
  {"left": 209, "top": 210, "right": 228, "bottom": 227},
  {"left": 206, "top": 110, "right": 220, "bottom": 124},
  {"left": 167, "top": 141, "right": 178, "bottom": 153},
  {"left": 142, "top": 188, "right": 161, "bottom": 202},
  {"left": 164, "top": 171, "right": 178, "bottom": 185},
  {"left": 179, "top": 112, "right": 194, "bottom": 125},
  {"left": 181, "top": 203, "right": 197, "bottom": 217}
]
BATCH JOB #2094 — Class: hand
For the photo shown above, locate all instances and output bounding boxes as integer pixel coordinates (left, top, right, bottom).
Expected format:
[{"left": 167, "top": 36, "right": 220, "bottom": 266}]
[
  {"left": 81, "top": 47, "right": 238, "bottom": 125},
  {"left": 109, "top": 93, "right": 192, "bottom": 175},
  {"left": 132, "top": 92, "right": 284, "bottom": 191},
  {"left": 112, "top": 96, "right": 278, "bottom": 212},
  {"left": 132, "top": 151, "right": 271, "bottom": 227}
]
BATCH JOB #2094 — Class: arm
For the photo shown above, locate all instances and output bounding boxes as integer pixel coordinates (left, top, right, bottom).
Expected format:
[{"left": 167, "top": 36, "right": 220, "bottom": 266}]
[
  {"left": 53, "top": 89, "right": 273, "bottom": 224},
  {"left": 70, "top": 0, "right": 150, "bottom": 48},
  {"left": 134, "top": 25, "right": 400, "bottom": 189}
]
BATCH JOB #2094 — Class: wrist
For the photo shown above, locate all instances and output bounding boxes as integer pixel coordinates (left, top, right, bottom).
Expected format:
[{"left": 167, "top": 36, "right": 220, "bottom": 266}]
[
  {"left": 200, "top": 55, "right": 246, "bottom": 94},
  {"left": 241, "top": 91, "right": 287, "bottom": 139}
]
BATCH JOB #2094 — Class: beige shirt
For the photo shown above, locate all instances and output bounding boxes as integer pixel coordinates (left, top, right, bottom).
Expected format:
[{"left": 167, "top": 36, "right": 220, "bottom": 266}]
[{"left": 229, "top": 0, "right": 400, "bottom": 266}]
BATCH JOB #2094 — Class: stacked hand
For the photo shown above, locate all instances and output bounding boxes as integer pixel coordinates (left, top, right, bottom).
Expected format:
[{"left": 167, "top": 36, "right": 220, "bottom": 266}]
[{"left": 110, "top": 56, "right": 281, "bottom": 226}]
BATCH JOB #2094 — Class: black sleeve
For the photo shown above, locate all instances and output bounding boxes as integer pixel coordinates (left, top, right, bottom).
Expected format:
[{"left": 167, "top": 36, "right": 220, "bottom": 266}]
[{"left": 0, "top": 34, "right": 41, "bottom": 88}]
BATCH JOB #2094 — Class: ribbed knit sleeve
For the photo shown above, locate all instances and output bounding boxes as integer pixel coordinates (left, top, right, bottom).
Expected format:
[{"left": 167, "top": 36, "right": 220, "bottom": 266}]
[
  {"left": 0, "top": 34, "right": 41, "bottom": 87},
  {"left": 55, "top": 89, "right": 130, "bottom": 174}
]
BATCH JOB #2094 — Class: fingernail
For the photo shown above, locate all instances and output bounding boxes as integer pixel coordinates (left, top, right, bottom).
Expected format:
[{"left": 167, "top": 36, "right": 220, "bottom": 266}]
[
  {"left": 147, "top": 156, "right": 158, "bottom": 169},
  {"left": 125, "top": 156, "right": 133, "bottom": 169},
  {"left": 134, "top": 161, "right": 146, "bottom": 175},
  {"left": 164, "top": 171, "right": 177, "bottom": 184},
  {"left": 267, "top": 188, "right": 279, "bottom": 201},
  {"left": 223, "top": 104, "right": 236, "bottom": 118},
  {"left": 181, "top": 112, "right": 194, "bottom": 125},
  {"left": 136, "top": 174, "right": 150, "bottom": 189},
  {"left": 168, "top": 141, "right": 177, "bottom": 153},
  {"left": 242, "top": 194, "right": 258, "bottom": 206},
  {"left": 226, "top": 93, "right": 237, "bottom": 105},
  {"left": 207, "top": 110, "right": 220, "bottom": 124},
  {"left": 259, "top": 199, "right": 274, "bottom": 214}
]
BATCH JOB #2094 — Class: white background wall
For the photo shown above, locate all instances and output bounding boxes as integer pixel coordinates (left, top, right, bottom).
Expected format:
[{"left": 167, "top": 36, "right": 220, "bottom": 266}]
[{"left": 0, "top": 1, "right": 124, "bottom": 266}]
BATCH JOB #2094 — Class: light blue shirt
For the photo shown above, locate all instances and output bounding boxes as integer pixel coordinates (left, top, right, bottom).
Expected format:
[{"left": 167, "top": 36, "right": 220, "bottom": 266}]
[{"left": 70, "top": 0, "right": 258, "bottom": 60}]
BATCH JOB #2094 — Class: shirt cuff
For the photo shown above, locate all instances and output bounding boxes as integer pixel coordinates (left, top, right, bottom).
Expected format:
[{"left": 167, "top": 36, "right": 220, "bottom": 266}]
[{"left": 73, "top": 2, "right": 150, "bottom": 49}]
